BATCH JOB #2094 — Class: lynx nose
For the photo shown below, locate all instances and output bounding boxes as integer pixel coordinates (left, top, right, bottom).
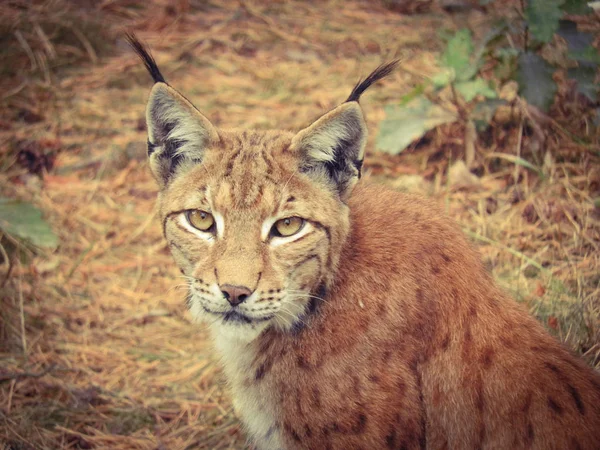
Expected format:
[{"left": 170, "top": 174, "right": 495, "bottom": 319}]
[{"left": 221, "top": 284, "right": 253, "bottom": 306}]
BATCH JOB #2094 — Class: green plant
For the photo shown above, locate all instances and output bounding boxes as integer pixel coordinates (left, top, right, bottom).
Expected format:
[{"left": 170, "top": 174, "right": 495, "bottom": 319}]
[
  {"left": 377, "top": 0, "right": 600, "bottom": 156},
  {"left": 0, "top": 198, "right": 58, "bottom": 280},
  {"left": 378, "top": 27, "right": 505, "bottom": 161},
  {"left": 517, "top": 0, "right": 599, "bottom": 111}
]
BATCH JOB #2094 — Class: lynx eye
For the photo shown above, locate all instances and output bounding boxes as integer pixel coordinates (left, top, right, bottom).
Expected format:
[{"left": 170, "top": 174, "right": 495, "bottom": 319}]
[
  {"left": 272, "top": 217, "right": 304, "bottom": 237},
  {"left": 186, "top": 210, "right": 215, "bottom": 232}
]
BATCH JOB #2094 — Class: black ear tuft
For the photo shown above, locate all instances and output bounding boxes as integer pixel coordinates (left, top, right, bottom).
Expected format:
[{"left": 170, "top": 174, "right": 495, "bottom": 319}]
[
  {"left": 126, "top": 33, "right": 167, "bottom": 84},
  {"left": 345, "top": 60, "right": 399, "bottom": 103}
]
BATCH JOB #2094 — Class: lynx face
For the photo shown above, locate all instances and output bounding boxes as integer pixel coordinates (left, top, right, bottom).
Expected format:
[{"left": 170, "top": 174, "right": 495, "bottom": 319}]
[
  {"left": 160, "top": 129, "right": 351, "bottom": 341},
  {"left": 128, "top": 37, "right": 394, "bottom": 341}
]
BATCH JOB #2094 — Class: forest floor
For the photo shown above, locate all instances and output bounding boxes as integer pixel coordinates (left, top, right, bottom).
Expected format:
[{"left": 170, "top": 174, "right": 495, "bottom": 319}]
[{"left": 1, "top": 1, "right": 599, "bottom": 449}]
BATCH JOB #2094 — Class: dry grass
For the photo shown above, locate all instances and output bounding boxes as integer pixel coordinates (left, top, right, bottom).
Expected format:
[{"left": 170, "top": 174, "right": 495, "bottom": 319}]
[{"left": 0, "top": 0, "right": 599, "bottom": 448}]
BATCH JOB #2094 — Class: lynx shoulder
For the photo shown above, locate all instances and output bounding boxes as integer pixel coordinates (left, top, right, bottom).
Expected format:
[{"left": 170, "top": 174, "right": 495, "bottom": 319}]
[{"left": 128, "top": 35, "right": 600, "bottom": 450}]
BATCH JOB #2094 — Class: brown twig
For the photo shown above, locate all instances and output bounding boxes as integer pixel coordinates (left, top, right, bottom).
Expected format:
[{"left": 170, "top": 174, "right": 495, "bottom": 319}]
[
  {"left": 0, "top": 237, "right": 13, "bottom": 288},
  {"left": 0, "top": 364, "right": 57, "bottom": 385},
  {"left": 17, "top": 260, "right": 26, "bottom": 355},
  {"left": 238, "top": 0, "right": 325, "bottom": 51},
  {"left": 519, "top": 0, "right": 529, "bottom": 52}
]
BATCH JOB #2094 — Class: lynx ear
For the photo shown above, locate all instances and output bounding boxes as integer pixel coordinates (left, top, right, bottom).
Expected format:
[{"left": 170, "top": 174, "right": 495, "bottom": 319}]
[
  {"left": 126, "top": 34, "right": 218, "bottom": 187},
  {"left": 145, "top": 83, "right": 219, "bottom": 187},
  {"left": 290, "top": 102, "right": 367, "bottom": 201}
]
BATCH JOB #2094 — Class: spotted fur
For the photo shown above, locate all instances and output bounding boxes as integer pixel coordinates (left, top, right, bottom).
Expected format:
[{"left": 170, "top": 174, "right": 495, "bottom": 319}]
[{"left": 129, "top": 36, "right": 600, "bottom": 449}]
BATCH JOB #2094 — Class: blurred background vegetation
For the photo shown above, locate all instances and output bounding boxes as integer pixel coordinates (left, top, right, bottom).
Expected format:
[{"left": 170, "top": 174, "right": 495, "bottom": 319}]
[{"left": 0, "top": 0, "right": 599, "bottom": 448}]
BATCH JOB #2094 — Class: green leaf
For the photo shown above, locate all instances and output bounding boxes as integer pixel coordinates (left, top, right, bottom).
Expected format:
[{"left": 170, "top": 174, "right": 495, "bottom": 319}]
[
  {"left": 471, "top": 98, "right": 506, "bottom": 130},
  {"left": 377, "top": 98, "right": 458, "bottom": 154},
  {"left": 493, "top": 47, "right": 520, "bottom": 80},
  {"left": 442, "top": 29, "right": 474, "bottom": 81},
  {"left": 472, "top": 22, "right": 509, "bottom": 65},
  {"left": 557, "top": 19, "right": 600, "bottom": 65},
  {"left": 399, "top": 83, "right": 426, "bottom": 106},
  {"left": 525, "top": 0, "right": 564, "bottom": 44},
  {"left": 494, "top": 48, "right": 520, "bottom": 59},
  {"left": 0, "top": 198, "right": 58, "bottom": 251},
  {"left": 561, "top": 0, "right": 592, "bottom": 14},
  {"left": 568, "top": 46, "right": 600, "bottom": 64},
  {"left": 431, "top": 69, "right": 454, "bottom": 88},
  {"left": 455, "top": 77, "right": 497, "bottom": 102},
  {"left": 517, "top": 52, "right": 557, "bottom": 111},
  {"left": 567, "top": 65, "right": 600, "bottom": 102},
  {"left": 557, "top": 20, "right": 593, "bottom": 52},
  {"left": 485, "top": 152, "right": 543, "bottom": 176},
  {"left": 452, "top": 24, "right": 509, "bottom": 84}
]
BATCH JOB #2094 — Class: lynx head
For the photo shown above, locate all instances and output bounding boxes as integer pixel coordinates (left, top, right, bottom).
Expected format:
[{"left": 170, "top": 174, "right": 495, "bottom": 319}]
[{"left": 128, "top": 35, "right": 396, "bottom": 341}]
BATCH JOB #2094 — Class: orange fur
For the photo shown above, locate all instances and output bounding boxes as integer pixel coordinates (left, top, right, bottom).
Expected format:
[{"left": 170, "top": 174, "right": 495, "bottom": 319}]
[{"left": 245, "top": 183, "right": 600, "bottom": 449}]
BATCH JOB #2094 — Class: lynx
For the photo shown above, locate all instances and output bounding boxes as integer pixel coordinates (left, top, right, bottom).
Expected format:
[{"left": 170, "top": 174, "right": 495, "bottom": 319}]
[{"left": 128, "top": 35, "right": 600, "bottom": 449}]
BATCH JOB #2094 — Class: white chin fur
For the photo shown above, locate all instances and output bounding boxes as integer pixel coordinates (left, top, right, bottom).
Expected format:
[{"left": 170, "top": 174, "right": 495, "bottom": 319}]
[
  {"left": 210, "top": 321, "right": 268, "bottom": 343},
  {"left": 188, "top": 290, "right": 312, "bottom": 341},
  {"left": 188, "top": 295, "right": 269, "bottom": 342}
]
